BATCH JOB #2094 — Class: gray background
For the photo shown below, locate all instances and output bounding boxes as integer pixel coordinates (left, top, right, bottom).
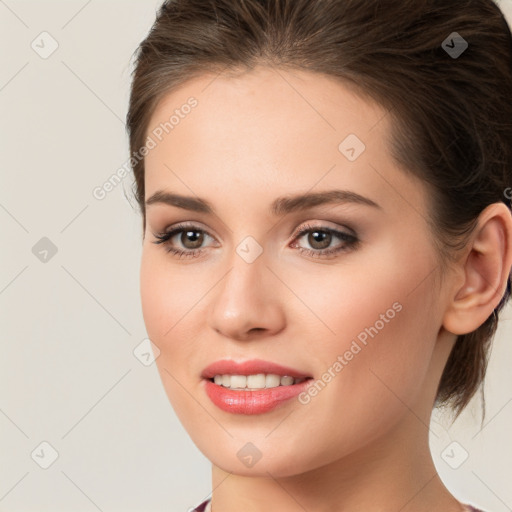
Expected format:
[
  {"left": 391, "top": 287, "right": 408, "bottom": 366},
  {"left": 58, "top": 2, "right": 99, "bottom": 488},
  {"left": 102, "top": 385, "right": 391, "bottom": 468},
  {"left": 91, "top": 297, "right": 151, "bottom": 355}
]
[{"left": 1, "top": 1, "right": 511, "bottom": 511}]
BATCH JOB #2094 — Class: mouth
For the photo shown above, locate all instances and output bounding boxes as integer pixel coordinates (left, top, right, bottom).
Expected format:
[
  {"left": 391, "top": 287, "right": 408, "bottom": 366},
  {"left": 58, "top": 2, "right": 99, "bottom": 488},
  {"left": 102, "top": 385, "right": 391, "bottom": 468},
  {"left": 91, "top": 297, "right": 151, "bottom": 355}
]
[{"left": 200, "top": 359, "right": 314, "bottom": 414}]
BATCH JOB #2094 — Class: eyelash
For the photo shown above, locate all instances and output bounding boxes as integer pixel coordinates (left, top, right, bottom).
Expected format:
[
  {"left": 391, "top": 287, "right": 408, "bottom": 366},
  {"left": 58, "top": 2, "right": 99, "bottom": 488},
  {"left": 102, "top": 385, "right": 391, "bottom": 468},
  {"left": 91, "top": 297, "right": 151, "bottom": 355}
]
[{"left": 151, "top": 222, "right": 359, "bottom": 259}]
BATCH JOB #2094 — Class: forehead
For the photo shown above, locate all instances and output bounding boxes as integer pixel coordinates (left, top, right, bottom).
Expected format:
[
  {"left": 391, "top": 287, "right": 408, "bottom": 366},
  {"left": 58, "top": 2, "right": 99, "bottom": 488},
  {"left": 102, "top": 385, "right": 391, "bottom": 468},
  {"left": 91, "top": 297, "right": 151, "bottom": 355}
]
[
  {"left": 143, "top": 66, "right": 428, "bottom": 219},
  {"left": 146, "top": 65, "right": 385, "bottom": 147}
]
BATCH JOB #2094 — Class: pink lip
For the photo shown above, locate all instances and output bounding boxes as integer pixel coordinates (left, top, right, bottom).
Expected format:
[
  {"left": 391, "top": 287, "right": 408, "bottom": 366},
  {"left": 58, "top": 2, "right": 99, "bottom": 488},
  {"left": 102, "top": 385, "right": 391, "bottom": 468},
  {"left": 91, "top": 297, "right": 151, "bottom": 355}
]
[
  {"left": 203, "top": 378, "right": 313, "bottom": 415},
  {"left": 200, "top": 358, "right": 312, "bottom": 379}
]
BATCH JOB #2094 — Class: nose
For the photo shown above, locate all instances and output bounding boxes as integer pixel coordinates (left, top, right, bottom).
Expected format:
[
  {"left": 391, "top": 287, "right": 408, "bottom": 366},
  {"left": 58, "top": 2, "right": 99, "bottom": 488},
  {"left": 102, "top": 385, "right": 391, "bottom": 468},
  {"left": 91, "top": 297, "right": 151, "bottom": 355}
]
[{"left": 208, "top": 250, "right": 286, "bottom": 342}]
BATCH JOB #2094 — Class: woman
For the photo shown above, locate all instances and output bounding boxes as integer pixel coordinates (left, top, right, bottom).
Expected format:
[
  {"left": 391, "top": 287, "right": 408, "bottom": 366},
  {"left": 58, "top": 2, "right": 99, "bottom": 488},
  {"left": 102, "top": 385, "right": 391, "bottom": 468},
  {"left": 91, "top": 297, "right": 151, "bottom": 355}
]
[{"left": 126, "top": 0, "right": 512, "bottom": 510}]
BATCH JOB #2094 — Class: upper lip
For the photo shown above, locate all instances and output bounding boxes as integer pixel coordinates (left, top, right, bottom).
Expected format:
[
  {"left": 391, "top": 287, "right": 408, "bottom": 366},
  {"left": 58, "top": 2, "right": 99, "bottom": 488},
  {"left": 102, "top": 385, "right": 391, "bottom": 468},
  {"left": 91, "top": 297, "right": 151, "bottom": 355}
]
[{"left": 201, "top": 359, "right": 313, "bottom": 379}]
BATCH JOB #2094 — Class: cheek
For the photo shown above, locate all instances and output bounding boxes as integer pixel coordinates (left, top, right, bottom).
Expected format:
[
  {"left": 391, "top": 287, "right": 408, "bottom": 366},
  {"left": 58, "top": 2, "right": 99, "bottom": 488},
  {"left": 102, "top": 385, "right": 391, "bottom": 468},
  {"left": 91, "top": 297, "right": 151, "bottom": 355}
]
[
  {"left": 140, "top": 248, "right": 199, "bottom": 341},
  {"left": 281, "top": 235, "right": 438, "bottom": 352},
  {"left": 294, "top": 250, "right": 440, "bottom": 443},
  {"left": 315, "top": 295, "right": 437, "bottom": 461},
  {"left": 140, "top": 251, "right": 168, "bottom": 341},
  {"left": 140, "top": 249, "right": 203, "bottom": 415},
  {"left": 139, "top": 247, "right": 217, "bottom": 375},
  {"left": 139, "top": 249, "right": 198, "bottom": 399}
]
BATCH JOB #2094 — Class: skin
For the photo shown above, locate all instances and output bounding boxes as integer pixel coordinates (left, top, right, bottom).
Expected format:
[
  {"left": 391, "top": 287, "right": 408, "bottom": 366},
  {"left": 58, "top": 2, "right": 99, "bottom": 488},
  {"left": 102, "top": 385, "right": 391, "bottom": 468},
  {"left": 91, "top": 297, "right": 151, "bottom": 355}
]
[{"left": 139, "top": 65, "right": 512, "bottom": 512}]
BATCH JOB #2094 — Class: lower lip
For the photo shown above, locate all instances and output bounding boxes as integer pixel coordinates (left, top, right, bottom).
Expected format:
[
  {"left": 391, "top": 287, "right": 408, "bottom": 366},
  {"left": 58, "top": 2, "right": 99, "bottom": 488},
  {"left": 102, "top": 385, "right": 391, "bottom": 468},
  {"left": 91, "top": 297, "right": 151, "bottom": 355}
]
[{"left": 203, "top": 378, "right": 313, "bottom": 415}]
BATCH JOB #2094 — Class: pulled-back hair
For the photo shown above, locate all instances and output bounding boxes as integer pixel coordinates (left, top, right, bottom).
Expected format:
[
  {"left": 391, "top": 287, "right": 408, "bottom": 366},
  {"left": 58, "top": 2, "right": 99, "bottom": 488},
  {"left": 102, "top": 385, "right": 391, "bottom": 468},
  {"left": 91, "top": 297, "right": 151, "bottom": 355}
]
[{"left": 126, "top": 0, "right": 512, "bottom": 420}]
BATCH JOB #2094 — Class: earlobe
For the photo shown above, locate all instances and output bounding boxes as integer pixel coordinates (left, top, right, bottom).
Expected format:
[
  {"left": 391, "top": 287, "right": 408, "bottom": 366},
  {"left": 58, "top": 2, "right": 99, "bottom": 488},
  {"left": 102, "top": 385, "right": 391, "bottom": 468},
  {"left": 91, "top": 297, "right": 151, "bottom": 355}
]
[{"left": 442, "top": 203, "right": 512, "bottom": 336}]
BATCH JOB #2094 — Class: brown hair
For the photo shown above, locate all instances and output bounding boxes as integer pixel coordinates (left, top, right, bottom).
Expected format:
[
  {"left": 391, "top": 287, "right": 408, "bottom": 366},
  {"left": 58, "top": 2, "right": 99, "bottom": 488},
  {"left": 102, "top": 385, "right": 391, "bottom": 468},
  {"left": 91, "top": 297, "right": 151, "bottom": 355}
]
[{"left": 126, "top": 0, "right": 512, "bottom": 421}]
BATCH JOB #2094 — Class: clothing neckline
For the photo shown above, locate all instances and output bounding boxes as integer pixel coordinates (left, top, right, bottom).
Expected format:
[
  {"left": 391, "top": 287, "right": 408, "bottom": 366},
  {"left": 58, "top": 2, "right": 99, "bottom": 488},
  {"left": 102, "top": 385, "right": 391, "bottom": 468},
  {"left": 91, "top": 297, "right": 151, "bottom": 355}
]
[{"left": 195, "top": 497, "right": 484, "bottom": 512}]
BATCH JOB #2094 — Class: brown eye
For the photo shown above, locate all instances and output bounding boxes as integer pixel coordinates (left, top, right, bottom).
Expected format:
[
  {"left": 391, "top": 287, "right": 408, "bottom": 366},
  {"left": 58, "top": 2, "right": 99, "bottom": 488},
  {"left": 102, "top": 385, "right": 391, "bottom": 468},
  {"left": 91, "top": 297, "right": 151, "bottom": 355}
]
[
  {"left": 306, "top": 230, "right": 332, "bottom": 250},
  {"left": 152, "top": 223, "right": 216, "bottom": 258},
  {"left": 291, "top": 223, "right": 359, "bottom": 259},
  {"left": 180, "top": 229, "right": 204, "bottom": 249}
]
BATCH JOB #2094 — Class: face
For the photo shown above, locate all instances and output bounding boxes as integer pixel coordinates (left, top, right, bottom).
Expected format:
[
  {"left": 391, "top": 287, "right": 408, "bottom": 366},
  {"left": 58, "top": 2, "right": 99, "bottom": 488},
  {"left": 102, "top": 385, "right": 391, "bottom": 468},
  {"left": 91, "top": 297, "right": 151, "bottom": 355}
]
[{"left": 140, "top": 66, "right": 452, "bottom": 477}]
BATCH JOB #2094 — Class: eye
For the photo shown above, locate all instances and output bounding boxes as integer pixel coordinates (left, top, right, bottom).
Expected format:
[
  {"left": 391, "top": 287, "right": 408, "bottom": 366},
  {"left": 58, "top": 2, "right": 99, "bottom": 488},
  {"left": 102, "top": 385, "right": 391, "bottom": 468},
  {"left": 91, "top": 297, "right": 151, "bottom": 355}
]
[
  {"left": 151, "top": 223, "right": 217, "bottom": 258},
  {"left": 290, "top": 222, "right": 359, "bottom": 258}
]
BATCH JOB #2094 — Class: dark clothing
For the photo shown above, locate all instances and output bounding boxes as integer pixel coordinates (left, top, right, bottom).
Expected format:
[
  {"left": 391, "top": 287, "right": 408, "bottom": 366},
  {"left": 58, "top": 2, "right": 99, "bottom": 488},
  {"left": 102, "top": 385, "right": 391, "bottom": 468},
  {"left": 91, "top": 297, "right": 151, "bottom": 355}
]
[{"left": 192, "top": 498, "right": 210, "bottom": 511}]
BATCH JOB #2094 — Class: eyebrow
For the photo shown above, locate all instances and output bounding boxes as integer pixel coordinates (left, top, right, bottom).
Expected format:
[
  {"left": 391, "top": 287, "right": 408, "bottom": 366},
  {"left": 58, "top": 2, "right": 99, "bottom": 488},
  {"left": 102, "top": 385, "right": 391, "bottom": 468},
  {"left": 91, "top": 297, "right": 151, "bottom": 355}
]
[{"left": 145, "top": 189, "right": 381, "bottom": 216}]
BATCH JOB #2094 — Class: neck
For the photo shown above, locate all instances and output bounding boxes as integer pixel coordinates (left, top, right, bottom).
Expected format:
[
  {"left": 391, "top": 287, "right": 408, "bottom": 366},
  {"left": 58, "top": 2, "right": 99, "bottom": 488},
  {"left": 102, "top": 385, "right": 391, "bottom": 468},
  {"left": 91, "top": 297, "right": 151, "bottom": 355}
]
[{"left": 210, "top": 414, "right": 464, "bottom": 512}]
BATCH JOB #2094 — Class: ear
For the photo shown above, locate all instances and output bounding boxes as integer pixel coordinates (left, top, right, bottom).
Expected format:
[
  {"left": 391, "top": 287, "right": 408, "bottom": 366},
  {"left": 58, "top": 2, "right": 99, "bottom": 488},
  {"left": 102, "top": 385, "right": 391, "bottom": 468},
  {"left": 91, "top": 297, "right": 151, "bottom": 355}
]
[{"left": 442, "top": 202, "right": 512, "bottom": 335}]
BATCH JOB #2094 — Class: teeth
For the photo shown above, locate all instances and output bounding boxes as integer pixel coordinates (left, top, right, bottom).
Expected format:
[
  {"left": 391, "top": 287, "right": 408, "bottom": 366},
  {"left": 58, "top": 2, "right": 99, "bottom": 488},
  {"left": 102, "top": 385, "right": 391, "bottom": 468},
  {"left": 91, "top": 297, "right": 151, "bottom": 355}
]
[{"left": 212, "top": 373, "right": 307, "bottom": 390}]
